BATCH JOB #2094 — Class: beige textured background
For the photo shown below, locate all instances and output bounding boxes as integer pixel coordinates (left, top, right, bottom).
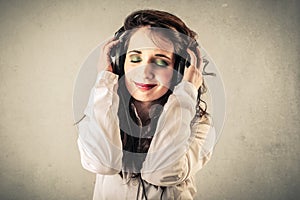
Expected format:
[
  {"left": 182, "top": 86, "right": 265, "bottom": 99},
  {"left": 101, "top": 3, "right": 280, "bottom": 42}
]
[{"left": 0, "top": 0, "right": 299, "bottom": 199}]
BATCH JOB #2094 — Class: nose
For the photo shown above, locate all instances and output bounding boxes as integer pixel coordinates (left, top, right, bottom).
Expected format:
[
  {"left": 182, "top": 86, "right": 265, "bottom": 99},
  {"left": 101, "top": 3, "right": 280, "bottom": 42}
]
[{"left": 143, "top": 63, "right": 155, "bottom": 80}]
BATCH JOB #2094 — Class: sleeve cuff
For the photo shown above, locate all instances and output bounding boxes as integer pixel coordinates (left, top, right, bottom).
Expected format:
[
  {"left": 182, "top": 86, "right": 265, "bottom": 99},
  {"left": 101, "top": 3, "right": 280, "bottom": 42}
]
[
  {"left": 173, "top": 80, "right": 198, "bottom": 101},
  {"left": 95, "top": 70, "right": 119, "bottom": 86}
]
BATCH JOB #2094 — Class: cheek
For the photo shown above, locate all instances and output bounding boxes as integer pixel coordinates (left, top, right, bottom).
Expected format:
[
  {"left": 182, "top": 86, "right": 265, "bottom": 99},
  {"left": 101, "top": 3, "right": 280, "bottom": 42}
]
[
  {"left": 124, "top": 61, "right": 136, "bottom": 80},
  {"left": 155, "top": 69, "right": 174, "bottom": 84},
  {"left": 124, "top": 58, "right": 131, "bottom": 74}
]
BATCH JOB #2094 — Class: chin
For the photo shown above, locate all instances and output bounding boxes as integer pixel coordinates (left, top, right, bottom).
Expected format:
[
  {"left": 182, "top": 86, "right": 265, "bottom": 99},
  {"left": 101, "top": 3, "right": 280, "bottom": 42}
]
[
  {"left": 132, "top": 89, "right": 169, "bottom": 102},
  {"left": 130, "top": 92, "right": 155, "bottom": 102}
]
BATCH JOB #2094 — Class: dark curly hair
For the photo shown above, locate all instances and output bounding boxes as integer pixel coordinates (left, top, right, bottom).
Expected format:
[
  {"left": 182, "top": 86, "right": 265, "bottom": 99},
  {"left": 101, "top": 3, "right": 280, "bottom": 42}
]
[
  {"left": 118, "top": 9, "right": 209, "bottom": 117},
  {"left": 74, "top": 9, "right": 214, "bottom": 198},
  {"left": 74, "top": 9, "right": 209, "bottom": 126}
]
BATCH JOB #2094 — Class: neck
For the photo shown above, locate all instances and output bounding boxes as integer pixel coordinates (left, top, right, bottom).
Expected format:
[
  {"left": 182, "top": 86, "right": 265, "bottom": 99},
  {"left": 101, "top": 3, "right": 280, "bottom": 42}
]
[
  {"left": 131, "top": 100, "right": 154, "bottom": 124},
  {"left": 131, "top": 90, "right": 171, "bottom": 125}
]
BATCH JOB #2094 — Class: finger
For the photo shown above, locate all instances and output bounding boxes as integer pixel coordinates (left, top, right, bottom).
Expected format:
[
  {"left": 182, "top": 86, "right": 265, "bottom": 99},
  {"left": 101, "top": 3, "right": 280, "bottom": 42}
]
[
  {"left": 101, "top": 40, "right": 120, "bottom": 65},
  {"left": 105, "top": 39, "right": 120, "bottom": 51},
  {"left": 103, "top": 39, "right": 120, "bottom": 57},
  {"left": 104, "top": 35, "right": 118, "bottom": 45},
  {"left": 101, "top": 36, "right": 119, "bottom": 52},
  {"left": 195, "top": 47, "right": 202, "bottom": 70},
  {"left": 187, "top": 48, "right": 197, "bottom": 69}
]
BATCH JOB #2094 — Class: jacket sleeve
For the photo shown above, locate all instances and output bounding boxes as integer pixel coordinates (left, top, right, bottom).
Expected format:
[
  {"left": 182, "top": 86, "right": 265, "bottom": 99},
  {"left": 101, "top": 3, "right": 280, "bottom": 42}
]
[
  {"left": 141, "top": 80, "right": 216, "bottom": 186},
  {"left": 77, "top": 71, "right": 123, "bottom": 175}
]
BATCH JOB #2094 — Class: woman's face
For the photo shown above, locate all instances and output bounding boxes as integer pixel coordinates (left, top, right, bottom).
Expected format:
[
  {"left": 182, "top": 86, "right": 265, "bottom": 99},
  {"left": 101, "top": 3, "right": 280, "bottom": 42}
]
[{"left": 124, "top": 28, "right": 175, "bottom": 102}]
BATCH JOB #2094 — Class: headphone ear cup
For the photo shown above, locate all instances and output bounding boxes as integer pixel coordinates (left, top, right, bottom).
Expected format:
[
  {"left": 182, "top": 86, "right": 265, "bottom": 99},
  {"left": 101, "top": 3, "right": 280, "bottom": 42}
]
[
  {"left": 173, "top": 52, "right": 192, "bottom": 85},
  {"left": 111, "top": 27, "right": 126, "bottom": 76},
  {"left": 185, "top": 54, "right": 191, "bottom": 68},
  {"left": 112, "top": 40, "right": 126, "bottom": 76},
  {"left": 175, "top": 57, "right": 186, "bottom": 84}
]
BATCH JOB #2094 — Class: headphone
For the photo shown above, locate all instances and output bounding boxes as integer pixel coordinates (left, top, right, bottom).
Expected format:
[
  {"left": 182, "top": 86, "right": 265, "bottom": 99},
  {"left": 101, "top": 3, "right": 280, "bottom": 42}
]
[{"left": 110, "top": 26, "right": 200, "bottom": 86}]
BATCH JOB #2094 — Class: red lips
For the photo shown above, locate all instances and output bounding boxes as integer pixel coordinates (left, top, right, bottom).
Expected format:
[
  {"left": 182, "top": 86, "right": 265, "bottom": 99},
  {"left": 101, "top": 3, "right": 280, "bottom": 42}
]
[{"left": 134, "top": 82, "right": 157, "bottom": 90}]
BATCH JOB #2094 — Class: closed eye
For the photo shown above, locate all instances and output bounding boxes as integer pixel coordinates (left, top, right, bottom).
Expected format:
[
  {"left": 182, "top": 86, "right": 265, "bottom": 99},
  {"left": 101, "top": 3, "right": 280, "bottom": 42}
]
[
  {"left": 130, "top": 55, "right": 142, "bottom": 63},
  {"left": 153, "top": 59, "right": 169, "bottom": 67}
]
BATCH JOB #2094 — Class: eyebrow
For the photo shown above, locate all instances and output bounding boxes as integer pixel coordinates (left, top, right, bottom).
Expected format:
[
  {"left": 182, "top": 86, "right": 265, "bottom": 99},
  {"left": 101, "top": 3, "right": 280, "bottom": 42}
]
[
  {"left": 128, "top": 50, "right": 142, "bottom": 54},
  {"left": 128, "top": 50, "right": 172, "bottom": 60},
  {"left": 155, "top": 54, "right": 171, "bottom": 61}
]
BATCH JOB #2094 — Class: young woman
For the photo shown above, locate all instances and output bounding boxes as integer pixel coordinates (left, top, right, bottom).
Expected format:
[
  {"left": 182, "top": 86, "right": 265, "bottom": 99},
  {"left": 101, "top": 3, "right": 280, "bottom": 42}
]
[{"left": 77, "top": 9, "right": 215, "bottom": 200}]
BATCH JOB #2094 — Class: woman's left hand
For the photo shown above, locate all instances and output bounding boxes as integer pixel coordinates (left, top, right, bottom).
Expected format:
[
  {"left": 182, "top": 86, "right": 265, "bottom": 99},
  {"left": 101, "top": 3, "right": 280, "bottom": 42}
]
[{"left": 182, "top": 47, "right": 203, "bottom": 89}]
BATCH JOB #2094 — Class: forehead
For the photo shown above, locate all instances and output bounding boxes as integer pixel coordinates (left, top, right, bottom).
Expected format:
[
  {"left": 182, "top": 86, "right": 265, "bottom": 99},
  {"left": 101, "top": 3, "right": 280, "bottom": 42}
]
[{"left": 127, "top": 27, "right": 174, "bottom": 54}]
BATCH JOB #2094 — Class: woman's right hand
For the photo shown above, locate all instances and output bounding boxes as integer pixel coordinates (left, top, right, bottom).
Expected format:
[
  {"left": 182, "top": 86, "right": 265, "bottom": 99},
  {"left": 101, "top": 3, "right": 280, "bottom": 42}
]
[
  {"left": 182, "top": 47, "right": 203, "bottom": 89},
  {"left": 97, "top": 36, "right": 120, "bottom": 73}
]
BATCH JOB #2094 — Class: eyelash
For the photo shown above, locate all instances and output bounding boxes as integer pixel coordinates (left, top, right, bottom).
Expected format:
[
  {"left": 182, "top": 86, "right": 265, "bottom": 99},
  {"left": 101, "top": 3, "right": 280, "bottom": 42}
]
[
  {"left": 131, "top": 60, "right": 141, "bottom": 63},
  {"left": 154, "top": 59, "right": 169, "bottom": 67},
  {"left": 129, "top": 56, "right": 169, "bottom": 67}
]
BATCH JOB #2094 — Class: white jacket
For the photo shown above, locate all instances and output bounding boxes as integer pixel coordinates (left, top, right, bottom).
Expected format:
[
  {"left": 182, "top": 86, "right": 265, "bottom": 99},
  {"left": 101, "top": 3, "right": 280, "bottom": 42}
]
[{"left": 77, "top": 71, "right": 215, "bottom": 200}]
